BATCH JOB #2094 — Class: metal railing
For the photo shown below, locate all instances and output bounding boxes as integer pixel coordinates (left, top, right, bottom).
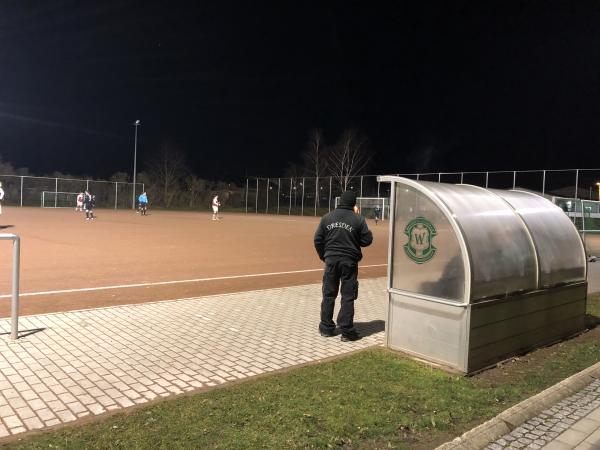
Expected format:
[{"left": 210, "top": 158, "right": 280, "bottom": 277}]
[
  {"left": 245, "top": 168, "right": 600, "bottom": 216},
  {"left": 0, "top": 234, "right": 20, "bottom": 340}
]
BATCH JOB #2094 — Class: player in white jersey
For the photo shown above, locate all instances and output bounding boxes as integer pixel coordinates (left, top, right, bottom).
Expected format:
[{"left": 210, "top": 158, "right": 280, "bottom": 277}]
[
  {"left": 211, "top": 195, "right": 221, "bottom": 221},
  {"left": 0, "top": 182, "right": 4, "bottom": 215},
  {"left": 75, "top": 192, "right": 84, "bottom": 211}
]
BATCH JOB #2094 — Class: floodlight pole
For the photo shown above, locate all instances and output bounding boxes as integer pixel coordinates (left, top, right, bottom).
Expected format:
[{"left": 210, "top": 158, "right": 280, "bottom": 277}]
[{"left": 132, "top": 120, "right": 141, "bottom": 210}]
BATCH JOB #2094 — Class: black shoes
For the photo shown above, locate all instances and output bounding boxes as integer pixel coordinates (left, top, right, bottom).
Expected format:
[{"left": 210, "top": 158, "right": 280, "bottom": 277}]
[
  {"left": 319, "top": 328, "right": 339, "bottom": 337},
  {"left": 340, "top": 332, "right": 361, "bottom": 342}
]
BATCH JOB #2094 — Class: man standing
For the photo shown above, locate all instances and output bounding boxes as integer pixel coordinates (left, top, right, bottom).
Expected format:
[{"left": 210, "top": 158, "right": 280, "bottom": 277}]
[
  {"left": 314, "top": 191, "right": 373, "bottom": 341},
  {"left": 0, "top": 182, "right": 4, "bottom": 215},
  {"left": 211, "top": 195, "right": 221, "bottom": 221},
  {"left": 138, "top": 191, "right": 148, "bottom": 215},
  {"left": 83, "top": 191, "right": 95, "bottom": 220},
  {"left": 75, "top": 192, "right": 84, "bottom": 212}
]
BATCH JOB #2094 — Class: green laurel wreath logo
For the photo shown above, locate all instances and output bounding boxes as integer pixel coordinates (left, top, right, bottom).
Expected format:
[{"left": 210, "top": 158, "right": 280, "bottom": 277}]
[{"left": 403, "top": 217, "right": 437, "bottom": 264}]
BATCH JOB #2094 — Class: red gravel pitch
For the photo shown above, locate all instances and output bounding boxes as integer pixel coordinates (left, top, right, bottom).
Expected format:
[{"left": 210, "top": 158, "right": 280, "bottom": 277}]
[{"left": 0, "top": 207, "right": 388, "bottom": 318}]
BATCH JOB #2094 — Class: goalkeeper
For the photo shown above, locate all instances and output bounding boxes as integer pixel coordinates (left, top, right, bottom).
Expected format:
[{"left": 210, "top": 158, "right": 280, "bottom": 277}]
[{"left": 138, "top": 192, "right": 148, "bottom": 216}]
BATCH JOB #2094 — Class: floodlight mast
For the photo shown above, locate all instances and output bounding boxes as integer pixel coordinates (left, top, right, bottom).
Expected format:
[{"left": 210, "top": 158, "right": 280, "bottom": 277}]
[{"left": 132, "top": 120, "right": 141, "bottom": 210}]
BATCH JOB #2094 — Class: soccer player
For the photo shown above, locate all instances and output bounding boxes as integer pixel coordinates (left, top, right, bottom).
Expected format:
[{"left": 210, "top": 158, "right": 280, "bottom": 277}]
[
  {"left": 211, "top": 195, "right": 221, "bottom": 221},
  {"left": 83, "top": 191, "right": 95, "bottom": 220},
  {"left": 138, "top": 191, "right": 148, "bottom": 215},
  {"left": 374, "top": 204, "right": 381, "bottom": 225},
  {"left": 75, "top": 192, "right": 84, "bottom": 212},
  {"left": 0, "top": 182, "right": 4, "bottom": 215}
]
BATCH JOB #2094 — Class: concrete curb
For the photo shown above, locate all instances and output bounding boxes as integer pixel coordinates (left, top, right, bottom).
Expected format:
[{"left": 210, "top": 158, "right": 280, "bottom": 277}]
[{"left": 436, "top": 361, "right": 600, "bottom": 450}]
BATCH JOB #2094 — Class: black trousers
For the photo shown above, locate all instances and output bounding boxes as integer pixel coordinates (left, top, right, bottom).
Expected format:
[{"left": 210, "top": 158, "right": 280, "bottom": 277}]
[{"left": 319, "top": 259, "right": 359, "bottom": 334}]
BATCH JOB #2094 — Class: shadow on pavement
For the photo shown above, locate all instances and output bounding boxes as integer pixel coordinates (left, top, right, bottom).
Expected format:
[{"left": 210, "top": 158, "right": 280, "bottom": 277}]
[{"left": 354, "top": 320, "right": 385, "bottom": 337}]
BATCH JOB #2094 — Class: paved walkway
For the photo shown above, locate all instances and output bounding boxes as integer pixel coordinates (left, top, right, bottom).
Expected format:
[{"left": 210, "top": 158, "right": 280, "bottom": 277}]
[
  {"left": 0, "top": 279, "right": 387, "bottom": 438},
  {"left": 486, "top": 378, "right": 600, "bottom": 449},
  {"left": 0, "top": 276, "right": 597, "bottom": 448}
]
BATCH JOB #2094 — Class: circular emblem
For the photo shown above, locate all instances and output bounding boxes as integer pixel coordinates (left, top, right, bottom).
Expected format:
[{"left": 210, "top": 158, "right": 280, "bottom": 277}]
[{"left": 403, "top": 217, "right": 437, "bottom": 264}]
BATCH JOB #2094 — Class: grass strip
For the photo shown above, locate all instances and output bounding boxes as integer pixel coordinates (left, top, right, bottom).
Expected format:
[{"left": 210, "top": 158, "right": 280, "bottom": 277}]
[{"left": 7, "top": 294, "right": 600, "bottom": 450}]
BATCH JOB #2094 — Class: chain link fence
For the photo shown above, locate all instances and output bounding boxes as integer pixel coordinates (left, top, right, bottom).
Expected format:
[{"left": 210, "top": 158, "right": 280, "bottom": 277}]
[
  {"left": 0, "top": 175, "right": 143, "bottom": 209},
  {"left": 245, "top": 169, "right": 600, "bottom": 216}
]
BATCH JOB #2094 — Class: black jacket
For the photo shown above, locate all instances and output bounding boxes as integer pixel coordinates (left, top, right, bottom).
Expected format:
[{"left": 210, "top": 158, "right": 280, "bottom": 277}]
[{"left": 314, "top": 206, "right": 373, "bottom": 262}]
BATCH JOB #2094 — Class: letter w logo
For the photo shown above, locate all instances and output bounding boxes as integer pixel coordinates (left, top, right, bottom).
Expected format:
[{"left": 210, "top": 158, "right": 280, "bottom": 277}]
[{"left": 414, "top": 232, "right": 427, "bottom": 245}]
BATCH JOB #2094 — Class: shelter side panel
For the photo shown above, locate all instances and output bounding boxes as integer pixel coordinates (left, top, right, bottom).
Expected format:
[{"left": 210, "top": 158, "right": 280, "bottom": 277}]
[
  {"left": 467, "top": 284, "right": 587, "bottom": 372},
  {"left": 387, "top": 292, "right": 469, "bottom": 372}
]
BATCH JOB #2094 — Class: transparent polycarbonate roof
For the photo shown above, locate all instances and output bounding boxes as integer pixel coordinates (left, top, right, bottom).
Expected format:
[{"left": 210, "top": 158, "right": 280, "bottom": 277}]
[{"left": 382, "top": 176, "right": 586, "bottom": 303}]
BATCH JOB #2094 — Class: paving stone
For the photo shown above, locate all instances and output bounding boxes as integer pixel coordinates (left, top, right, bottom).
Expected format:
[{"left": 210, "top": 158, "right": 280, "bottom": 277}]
[{"left": 0, "top": 279, "right": 384, "bottom": 438}]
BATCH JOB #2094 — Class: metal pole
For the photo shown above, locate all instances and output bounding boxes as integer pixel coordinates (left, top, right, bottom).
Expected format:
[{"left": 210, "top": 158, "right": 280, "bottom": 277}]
[
  {"left": 265, "top": 178, "right": 269, "bottom": 214},
  {"left": 86, "top": 180, "right": 89, "bottom": 191},
  {"left": 288, "top": 178, "right": 292, "bottom": 215},
  {"left": 377, "top": 181, "right": 380, "bottom": 198},
  {"left": 438, "top": 173, "right": 441, "bottom": 183},
  {"left": 301, "top": 177, "right": 305, "bottom": 216},
  {"left": 277, "top": 178, "right": 280, "bottom": 215},
  {"left": 20, "top": 176, "right": 23, "bottom": 207},
  {"left": 114, "top": 182, "right": 118, "bottom": 210},
  {"left": 513, "top": 171, "right": 516, "bottom": 189},
  {"left": 11, "top": 236, "right": 19, "bottom": 340},
  {"left": 360, "top": 175, "right": 363, "bottom": 197},
  {"left": 460, "top": 172, "right": 464, "bottom": 184},
  {"left": 542, "top": 170, "right": 546, "bottom": 195},
  {"left": 328, "top": 176, "right": 332, "bottom": 212},
  {"left": 416, "top": 174, "right": 420, "bottom": 181},
  {"left": 245, "top": 179, "right": 249, "bottom": 213},
  {"left": 485, "top": 172, "right": 489, "bottom": 188},
  {"left": 255, "top": 178, "right": 259, "bottom": 214},
  {"left": 575, "top": 169, "right": 579, "bottom": 200},
  {"left": 54, "top": 178, "right": 58, "bottom": 207},
  {"left": 314, "top": 177, "right": 318, "bottom": 216},
  {"left": 132, "top": 121, "right": 140, "bottom": 210}
]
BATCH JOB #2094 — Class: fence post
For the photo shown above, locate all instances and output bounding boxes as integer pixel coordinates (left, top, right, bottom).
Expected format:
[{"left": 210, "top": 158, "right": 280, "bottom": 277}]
[
  {"left": 416, "top": 174, "right": 420, "bottom": 181},
  {"left": 115, "top": 182, "right": 118, "bottom": 209},
  {"left": 265, "top": 178, "right": 269, "bottom": 214},
  {"left": 54, "top": 178, "right": 58, "bottom": 207},
  {"left": 485, "top": 172, "right": 489, "bottom": 188},
  {"left": 277, "top": 178, "right": 280, "bottom": 215},
  {"left": 460, "top": 172, "right": 464, "bottom": 184},
  {"left": 288, "top": 178, "right": 292, "bottom": 215},
  {"left": 513, "top": 171, "right": 516, "bottom": 189},
  {"left": 20, "top": 176, "right": 23, "bottom": 207},
  {"left": 255, "top": 178, "right": 259, "bottom": 214},
  {"left": 542, "top": 170, "right": 546, "bottom": 195},
  {"left": 245, "top": 179, "right": 249, "bottom": 213},
  {"left": 360, "top": 175, "right": 363, "bottom": 197},
  {"left": 329, "top": 177, "right": 332, "bottom": 212},
  {"left": 86, "top": 180, "right": 89, "bottom": 192},
  {"left": 575, "top": 169, "right": 579, "bottom": 200},
  {"left": 301, "top": 177, "right": 305, "bottom": 216},
  {"left": 377, "top": 181, "right": 380, "bottom": 198},
  {"left": 315, "top": 177, "right": 318, "bottom": 216},
  {"left": 438, "top": 173, "right": 441, "bottom": 183}
]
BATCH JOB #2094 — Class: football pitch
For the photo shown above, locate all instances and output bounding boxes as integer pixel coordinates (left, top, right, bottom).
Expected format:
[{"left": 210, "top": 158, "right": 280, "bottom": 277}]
[{"left": 0, "top": 208, "right": 388, "bottom": 318}]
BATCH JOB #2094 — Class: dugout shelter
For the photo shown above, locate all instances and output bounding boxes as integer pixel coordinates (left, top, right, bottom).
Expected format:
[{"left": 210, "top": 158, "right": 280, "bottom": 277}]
[{"left": 378, "top": 176, "right": 588, "bottom": 373}]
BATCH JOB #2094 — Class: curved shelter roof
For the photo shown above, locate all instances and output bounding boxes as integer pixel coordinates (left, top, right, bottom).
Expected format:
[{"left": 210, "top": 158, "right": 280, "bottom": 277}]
[{"left": 383, "top": 177, "right": 586, "bottom": 303}]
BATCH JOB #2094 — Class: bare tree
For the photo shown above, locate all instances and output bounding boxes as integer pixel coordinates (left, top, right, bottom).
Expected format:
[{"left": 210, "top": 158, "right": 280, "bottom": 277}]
[
  {"left": 109, "top": 172, "right": 129, "bottom": 182},
  {"left": 302, "top": 129, "right": 329, "bottom": 208},
  {"left": 185, "top": 174, "right": 207, "bottom": 208},
  {"left": 147, "top": 142, "right": 187, "bottom": 208},
  {"left": 329, "top": 129, "right": 372, "bottom": 191}
]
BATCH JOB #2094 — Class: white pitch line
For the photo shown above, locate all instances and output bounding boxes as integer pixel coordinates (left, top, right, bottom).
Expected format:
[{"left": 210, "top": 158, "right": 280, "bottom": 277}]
[{"left": 0, "top": 264, "right": 388, "bottom": 298}]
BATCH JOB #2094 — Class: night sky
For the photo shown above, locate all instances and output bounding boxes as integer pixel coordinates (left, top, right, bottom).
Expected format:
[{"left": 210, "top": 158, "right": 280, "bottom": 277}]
[{"left": 1, "top": 1, "right": 599, "bottom": 181}]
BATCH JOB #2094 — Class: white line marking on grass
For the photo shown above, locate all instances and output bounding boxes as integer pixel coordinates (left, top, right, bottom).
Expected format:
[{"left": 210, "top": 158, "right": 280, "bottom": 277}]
[{"left": 0, "top": 264, "right": 388, "bottom": 298}]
